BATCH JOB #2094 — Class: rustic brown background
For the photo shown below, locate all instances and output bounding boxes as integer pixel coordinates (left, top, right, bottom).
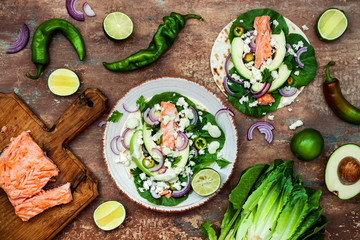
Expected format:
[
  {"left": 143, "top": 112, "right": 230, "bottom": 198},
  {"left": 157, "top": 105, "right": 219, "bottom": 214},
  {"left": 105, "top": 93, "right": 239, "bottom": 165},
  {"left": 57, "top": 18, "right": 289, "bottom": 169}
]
[{"left": 0, "top": 0, "right": 359, "bottom": 239}]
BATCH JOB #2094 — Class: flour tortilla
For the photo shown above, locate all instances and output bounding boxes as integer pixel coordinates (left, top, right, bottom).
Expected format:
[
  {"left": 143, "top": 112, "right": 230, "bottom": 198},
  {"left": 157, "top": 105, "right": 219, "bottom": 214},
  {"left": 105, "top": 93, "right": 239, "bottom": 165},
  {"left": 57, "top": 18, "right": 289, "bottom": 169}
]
[{"left": 210, "top": 18, "right": 309, "bottom": 109}]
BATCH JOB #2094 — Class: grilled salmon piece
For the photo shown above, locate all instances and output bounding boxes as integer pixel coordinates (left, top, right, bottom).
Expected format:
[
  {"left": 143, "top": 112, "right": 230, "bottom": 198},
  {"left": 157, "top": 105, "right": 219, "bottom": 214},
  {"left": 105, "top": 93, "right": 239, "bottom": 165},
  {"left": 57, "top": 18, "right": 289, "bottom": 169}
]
[
  {"left": 160, "top": 102, "right": 178, "bottom": 152},
  {"left": 257, "top": 94, "right": 276, "bottom": 106},
  {"left": 0, "top": 131, "right": 59, "bottom": 206},
  {"left": 14, "top": 183, "right": 72, "bottom": 221},
  {"left": 254, "top": 16, "right": 273, "bottom": 69}
]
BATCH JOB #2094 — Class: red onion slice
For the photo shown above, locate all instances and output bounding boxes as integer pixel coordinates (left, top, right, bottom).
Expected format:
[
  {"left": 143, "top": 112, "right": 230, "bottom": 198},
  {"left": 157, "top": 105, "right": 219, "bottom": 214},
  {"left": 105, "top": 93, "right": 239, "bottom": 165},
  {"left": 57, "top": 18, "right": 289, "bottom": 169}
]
[
  {"left": 223, "top": 77, "right": 235, "bottom": 96},
  {"left": 82, "top": 2, "right": 96, "bottom": 17},
  {"left": 6, "top": 24, "right": 30, "bottom": 54},
  {"left": 143, "top": 108, "right": 159, "bottom": 125},
  {"left": 123, "top": 103, "right": 139, "bottom": 113},
  {"left": 66, "top": 0, "right": 85, "bottom": 21},
  {"left": 295, "top": 46, "right": 308, "bottom": 69},
  {"left": 252, "top": 82, "right": 272, "bottom": 99},
  {"left": 189, "top": 106, "right": 198, "bottom": 125},
  {"left": 285, "top": 43, "right": 292, "bottom": 57},
  {"left": 172, "top": 174, "right": 193, "bottom": 198},
  {"left": 247, "top": 121, "right": 275, "bottom": 143},
  {"left": 149, "top": 148, "right": 164, "bottom": 171},
  {"left": 279, "top": 86, "right": 298, "bottom": 97},
  {"left": 215, "top": 108, "right": 235, "bottom": 122},
  {"left": 150, "top": 182, "right": 161, "bottom": 199},
  {"left": 176, "top": 132, "right": 189, "bottom": 151},
  {"left": 149, "top": 107, "right": 160, "bottom": 123},
  {"left": 250, "top": 82, "right": 268, "bottom": 95},
  {"left": 121, "top": 128, "right": 131, "bottom": 150},
  {"left": 110, "top": 136, "right": 121, "bottom": 155},
  {"left": 97, "top": 120, "right": 106, "bottom": 128},
  {"left": 225, "top": 54, "right": 244, "bottom": 85}
]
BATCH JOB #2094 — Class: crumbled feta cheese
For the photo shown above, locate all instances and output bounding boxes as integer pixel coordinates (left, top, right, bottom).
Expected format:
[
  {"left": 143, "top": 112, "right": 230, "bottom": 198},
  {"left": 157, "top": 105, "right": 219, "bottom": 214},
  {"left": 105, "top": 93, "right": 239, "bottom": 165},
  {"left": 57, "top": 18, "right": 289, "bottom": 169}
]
[
  {"left": 244, "top": 81, "right": 251, "bottom": 89},
  {"left": 271, "top": 70, "right": 279, "bottom": 79},
  {"left": 244, "top": 37, "right": 251, "bottom": 45},
  {"left": 154, "top": 103, "right": 161, "bottom": 111},
  {"left": 181, "top": 181, "right": 188, "bottom": 187},
  {"left": 302, "top": 25, "right": 309, "bottom": 31},
  {"left": 250, "top": 78, "right": 257, "bottom": 84},
  {"left": 139, "top": 172, "right": 147, "bottom": 180},
  {"left": 273, "top": 19, "right": 279, "bottom": 27},
  {"left": 288, "top": 108, "right": 293, "bottom": 112},
  {"left": 289, "top": 120, "right": 304, "bottom": 130},
  {"left": 262, "top": 112, "right": 266, "bottom": 116},
  {"left": 162, "top": 146, "right": 172, "bottom": 156},
  {"left": 251, "top": 67, "right": 262, "bottom": 81},
  {"left": 231, "top": 73, "right": 242, "bottom": 82},
  {"left": 152, "top": 131, "right": 162, "bottom": 142},
  {"left": 176, "top": 97, "right": 188, "bottom": 107},
  {"left": 172, "top": 182, "right": 182, "bottom": 191},
  {"left": 296, "top": 99, "right": 300, "bottom": 102},
  {"left": 143, "top": 179, "right": 152, "bottom": 190},
  {"left": 199, "top": 149, "right": 205, "bottom": 155},
  {"left": 249, "top": 100, "right": 258, "bottom": 108},
  {"left": 292, "top": 41, "right": 304, "bottom": 51},
  {"left": 287, "top": 47, "right": 296, "bottom": 56},
  {"left": 164, "top": 160, "right": 172, "bottom": 168},
  {"left": 245, "top": 61, "right": 254, "bottom": 68},
  {"left": 217, "top": 151, "right": 223, "bottom": 158},
  {"left": 126, "top": 117, "right": 140, "bottom": 129},
  {"left": 180, "top": 108, "right": 194, "bottom": 119},
  {"left": 253, "top": 30, "right": 257, "bottom": 36},
  {"left": 239, "top": 95, "right": 249, "bottom": 104},
  {"left": 268, "top": 114, "right": 274, "bottom": 120},
  {"left": 243, "top": 44, "right": 251, "bottom": 54},
  {"left": 239, "top": 20, "right": 244, "bottom": 23},
  {"left": 270, "top": 38, "right": 277, "bottom": 47},
  {"left": 208, "top": 141, "right": 220, "bottom": 154},
  {"left": 294, "top": 71, "right": 300, "bottom": 76},
  {"left": 189, "top": 161, "right": 196, "bottom": 167},
  {"left": 202, "top": 122, "right": 222, "bottom": 138},
  {"left": 178, "top": 118, "right": 190, "bottom": 132}
]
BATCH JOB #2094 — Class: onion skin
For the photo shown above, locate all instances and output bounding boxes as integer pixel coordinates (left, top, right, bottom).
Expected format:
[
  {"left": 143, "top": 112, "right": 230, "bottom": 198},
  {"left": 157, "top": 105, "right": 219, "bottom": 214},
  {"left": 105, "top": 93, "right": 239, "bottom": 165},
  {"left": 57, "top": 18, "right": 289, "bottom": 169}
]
[
  {"left": 6, "top": 24, "right": 30, "bottom": 54},
  {"left": 66, "top": 0, "right": 85, "bottom": 21}
]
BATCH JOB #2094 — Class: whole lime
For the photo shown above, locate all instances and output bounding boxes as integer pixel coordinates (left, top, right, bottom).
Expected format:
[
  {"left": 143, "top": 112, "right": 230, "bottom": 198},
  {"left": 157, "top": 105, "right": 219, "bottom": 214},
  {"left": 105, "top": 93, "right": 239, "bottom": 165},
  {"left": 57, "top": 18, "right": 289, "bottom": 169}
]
[{"left": 290, "top": 128, "right": 324, "bottom": 161}]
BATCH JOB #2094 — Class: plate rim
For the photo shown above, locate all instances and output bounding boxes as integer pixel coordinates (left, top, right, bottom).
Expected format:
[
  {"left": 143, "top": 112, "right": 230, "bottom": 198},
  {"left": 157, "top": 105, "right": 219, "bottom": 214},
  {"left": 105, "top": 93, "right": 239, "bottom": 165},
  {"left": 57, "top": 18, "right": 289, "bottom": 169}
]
[{"left": 102, "top": 76, "right": 239, "bottom": 212}]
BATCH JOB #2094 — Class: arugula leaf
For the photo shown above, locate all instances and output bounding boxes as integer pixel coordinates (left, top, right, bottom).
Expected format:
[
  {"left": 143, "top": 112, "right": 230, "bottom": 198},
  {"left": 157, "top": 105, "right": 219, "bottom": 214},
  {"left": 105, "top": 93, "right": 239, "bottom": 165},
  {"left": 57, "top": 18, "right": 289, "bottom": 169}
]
[
  {"left": 136, "top": 95, "right": 147, "bottom": 112},
  {"left": 200, "top": 222, "right": 218, "bottom": 240},
  {"left": 216, "top": 159, "right": 231, "bottom": 169},
  {"left": 108, "top": 110, "right": 123, "bottom": 123}
]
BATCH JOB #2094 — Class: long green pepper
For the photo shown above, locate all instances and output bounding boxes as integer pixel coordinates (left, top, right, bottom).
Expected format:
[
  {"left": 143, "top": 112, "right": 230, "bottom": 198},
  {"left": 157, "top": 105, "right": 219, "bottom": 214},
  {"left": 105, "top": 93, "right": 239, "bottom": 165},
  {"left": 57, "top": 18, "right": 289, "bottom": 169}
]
[
  {"left": 103, "top": 12, "right": 203, "bottom": 72},
  {"left": 26, "top": 19, "right": 85, "bottom": 79}
]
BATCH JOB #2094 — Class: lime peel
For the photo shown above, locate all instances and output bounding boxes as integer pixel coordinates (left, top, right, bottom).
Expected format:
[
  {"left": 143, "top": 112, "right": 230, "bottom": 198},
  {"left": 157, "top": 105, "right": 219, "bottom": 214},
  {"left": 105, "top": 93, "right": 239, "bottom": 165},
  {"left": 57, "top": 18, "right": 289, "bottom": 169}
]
[
  {"left": 103, "top": 12, "right": 133, "bottom": 40},
  {"left": 93, "top": 201, "right": 126, "bottom": 231},
  {"left": 191, "top": 168, "right": 221, "bottom": 196},
  {"left": 316, "top": 8, "right": 348, "bottom": 41}
]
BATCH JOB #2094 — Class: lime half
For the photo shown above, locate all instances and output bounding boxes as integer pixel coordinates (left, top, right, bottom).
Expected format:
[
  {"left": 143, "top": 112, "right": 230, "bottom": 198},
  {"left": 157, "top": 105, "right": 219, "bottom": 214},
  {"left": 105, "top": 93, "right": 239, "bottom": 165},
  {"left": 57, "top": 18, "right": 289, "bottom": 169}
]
[
  {"left": 93, "top": 201, "right": 126, "bottom": 231},
  {"left": 103, "top": 12, "right": 133, "bottom": 40},
  {"left": 48, "top": 68, "right": 80, "bottom": 96},
  {"left": 191, "top": 168, "right": 221, "bottom": 196},
  {"left": 316, "top": 8, "right": 348, "bottom": 41}
]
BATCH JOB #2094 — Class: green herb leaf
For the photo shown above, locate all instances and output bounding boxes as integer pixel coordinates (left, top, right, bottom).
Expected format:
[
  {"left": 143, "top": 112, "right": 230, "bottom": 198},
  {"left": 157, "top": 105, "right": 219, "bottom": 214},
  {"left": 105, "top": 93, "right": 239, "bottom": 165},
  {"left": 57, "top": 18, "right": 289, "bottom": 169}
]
[
  {"left": 200, "top": 222, "right": 218, "bottom": 240},
  {"left": 216, "top": 158, "right": 231, "bottom": 169},
  {"left": 108, "top": 110, "right": 123, "bottom": 123},
  {"left": 261, "top": 68, "right": 274, "bottom": 84},
  {"left": 136, "top": 95, "right": 147, "bottom": 112}
]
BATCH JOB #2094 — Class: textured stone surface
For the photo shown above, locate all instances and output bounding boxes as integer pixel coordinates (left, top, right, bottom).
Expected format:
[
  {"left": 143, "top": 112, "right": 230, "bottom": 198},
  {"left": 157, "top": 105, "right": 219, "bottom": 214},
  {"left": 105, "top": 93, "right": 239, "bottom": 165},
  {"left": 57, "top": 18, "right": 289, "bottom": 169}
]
[{"left": 0, "top": 0, "right": 359, "bottom": 239}]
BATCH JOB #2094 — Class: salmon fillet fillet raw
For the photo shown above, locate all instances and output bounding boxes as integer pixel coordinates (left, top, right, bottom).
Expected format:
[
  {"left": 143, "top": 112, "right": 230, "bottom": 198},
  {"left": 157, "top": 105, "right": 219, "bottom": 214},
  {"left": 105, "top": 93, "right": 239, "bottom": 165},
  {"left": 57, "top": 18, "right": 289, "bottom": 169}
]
[
  {"left": 254, "top": 16, "right": 273, "bottom": 69},
  {"left": 14, "top": 183, "right": 72, "bottom": 221},
  {"left": 160, "top": 102, "right": 178, "bottom": 152}
]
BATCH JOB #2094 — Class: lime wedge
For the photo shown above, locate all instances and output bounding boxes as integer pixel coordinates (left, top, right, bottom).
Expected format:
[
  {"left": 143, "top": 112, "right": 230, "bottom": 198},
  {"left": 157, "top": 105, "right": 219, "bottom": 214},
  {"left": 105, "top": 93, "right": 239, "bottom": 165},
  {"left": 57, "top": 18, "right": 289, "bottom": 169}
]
[
  {"left": 48, "top": 68, "right": 80, "bottom": 96},
  {"left": 191, "top": 168, "right": 221, "bottom": 196},
  {"left": 316, "top": 8, "right": 348, "bottom": 41},
  {"left": 93, "top": 201, "right": 126, "bottom": 231},
  {"left": 103, "top": 12, "right": 133, "bottom": 40}
]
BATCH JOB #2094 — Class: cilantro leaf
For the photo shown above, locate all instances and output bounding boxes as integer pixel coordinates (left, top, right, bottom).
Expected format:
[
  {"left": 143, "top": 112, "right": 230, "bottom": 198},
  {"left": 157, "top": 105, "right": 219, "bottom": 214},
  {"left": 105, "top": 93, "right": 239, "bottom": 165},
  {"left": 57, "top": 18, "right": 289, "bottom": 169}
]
[
  {"left": 216, "top": 158, "right": 231, "bottom": 168},
  {"left": 261, "top": 68, "right": 274, "bottom": 84},
  {"left": 136, "top": 95, "right": 147, "bottom": 112},
  {"left": 108, "top": 110, "right": 123, "bottom": 123}
]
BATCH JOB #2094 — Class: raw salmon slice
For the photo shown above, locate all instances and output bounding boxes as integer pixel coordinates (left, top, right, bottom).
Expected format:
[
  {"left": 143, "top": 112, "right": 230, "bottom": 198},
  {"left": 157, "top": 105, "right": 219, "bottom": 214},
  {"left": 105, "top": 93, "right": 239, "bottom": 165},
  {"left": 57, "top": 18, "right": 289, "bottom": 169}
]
[
  {"left": 160, "top": 102, "right": 178, "bottom": 152},
  {"left": 257, "top": 94, "right": 276, "bottom": 106},
  {"left": 0, "top": 131, "right": 59, "bottom": 206},
  {"left": 254, "top": 16, "right": 273, "bottom": 69},
  {"left": 14, "top": 183, "right": 72, "bottom": 221}
]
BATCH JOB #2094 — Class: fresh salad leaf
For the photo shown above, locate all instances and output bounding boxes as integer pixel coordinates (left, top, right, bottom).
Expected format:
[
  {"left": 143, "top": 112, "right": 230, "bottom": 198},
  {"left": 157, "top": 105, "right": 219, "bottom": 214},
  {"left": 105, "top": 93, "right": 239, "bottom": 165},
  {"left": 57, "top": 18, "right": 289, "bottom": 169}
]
[
  {"left": 200, "top": 222, "right": 218, "bottom": 240},
  {"left": 136, "top": 95, "right": 147, "bottom": 112},
  {"left": 229, "top": 8, "right": 289, "bottom": 42},
  {"left": 108, "top": 110, "right": 123, "bottom": 123},
  {"left": 216, "top": 159, "right": 231, "bottom": 168}
]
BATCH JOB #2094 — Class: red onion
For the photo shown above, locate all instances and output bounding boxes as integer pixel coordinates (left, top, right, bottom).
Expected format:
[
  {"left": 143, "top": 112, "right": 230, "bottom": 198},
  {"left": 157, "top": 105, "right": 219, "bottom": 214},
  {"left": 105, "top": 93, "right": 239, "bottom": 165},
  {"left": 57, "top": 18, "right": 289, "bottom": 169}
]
[
  {"left": 110, "top": 136, "right": 121, "bottom": 155},
  {"left": 121, "top": 128, "right": 131, "bottom": 150},
  {"left": 223, "top": 77, "right": 235, "bottom": 96},
  {"left": 285, "top": 43, "right": 292, "bottom": 57},
  {"left": 66, "top": 0, "right": 84, "bottom": 21},
  {"left": 149, "top": 148, "right": 164, "bottom": 171},
  {"left": 192, "top": 147, "right": 198, "bottom": 157},
  {"left": 143, "top": 108, "right": 159, "bottom": 125},
  {"left": 250, "top": 82, "right": 268, "bottom": 95},
  {"left": 215, "top": 108, "right": 235, "bottom": 122},
  {"left": 247, "top": 121, "right": 275, "bottom": 143},
  {"left": 6, "top": 24, "right": 30, "bottom": 54},
  {"left": 142, "top": 144, "right": 148, "bottom": 155},
  {"left": 189, "top": 106, "right": 198, "bottom": 125},
  {"left": 123, "top": 103, "right": 139, "bottom": 113},
  {"left": 252, "top": 82, "right": 272, "bottom": 99},
  {"left": 82, "top": 2, "right": 95, "bottom": 17},
  {"left": 172, "top": 174, "right": 193, "bottom": 198},
  {"left": 149, "top": 107, "right": 160, "bottom": 123},
  {"left": 225, "top": 54, "right": 244, "bottom": 85},
  {"left": 97, "top": 120, "right": 106, "bottom": 127},
  {"left": 150, "top": 182, "right": 161, "bottom": 199},
  {"left": 176, "top": 132, "right": 189, "bottom": 151},
  {"left": 279, "top": 86, "right": 298, "bottom": 97},
  {"left": 295, "top": 46, "right": 308, "bottom": 69}
]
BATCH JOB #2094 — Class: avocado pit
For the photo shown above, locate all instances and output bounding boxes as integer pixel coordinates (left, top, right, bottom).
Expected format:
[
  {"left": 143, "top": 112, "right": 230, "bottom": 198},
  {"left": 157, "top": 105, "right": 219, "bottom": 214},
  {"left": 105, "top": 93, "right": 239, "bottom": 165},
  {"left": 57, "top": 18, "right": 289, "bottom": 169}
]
[{"left": 337, "top": 157, "right": 360, "bottom": 185}]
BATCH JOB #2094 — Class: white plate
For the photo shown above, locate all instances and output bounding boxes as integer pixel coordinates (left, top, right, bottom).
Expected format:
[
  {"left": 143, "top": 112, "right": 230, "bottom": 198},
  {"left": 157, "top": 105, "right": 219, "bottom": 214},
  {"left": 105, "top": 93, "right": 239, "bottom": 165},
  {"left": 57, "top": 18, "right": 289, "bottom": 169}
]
[{"left": 102, "top": 77, "right": 238, "bottom": 212}]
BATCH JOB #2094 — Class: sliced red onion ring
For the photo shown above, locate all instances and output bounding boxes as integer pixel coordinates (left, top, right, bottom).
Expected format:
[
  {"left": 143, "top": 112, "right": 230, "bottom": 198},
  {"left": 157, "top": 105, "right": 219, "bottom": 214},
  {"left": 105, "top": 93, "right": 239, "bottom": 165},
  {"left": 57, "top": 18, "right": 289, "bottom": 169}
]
[
  {"left": 223, "top": 77, "right": 235, "bottom": 96},
  {"left": 149, "top": 107, "right": 160, "bottom": 123},
  {"left": 121, "top": 128, "right": 131, "bottom": 150},
  {"left": 66, "top": 0, "right": 85, "bottom": 21},
  {"left": 176, "top": 132, "right": 189, "bottom": 151},
  {"left": 252, "top": 82, "right": 272, "bottom": 99},
  {"left": 97, "top": 120, "right": 106, "bottom": 128},
  {"left": 250, "top": 82, "right": 268, "bottom": 95},
  {"left": 7, "top": 24, "right": 30, "bottom": 54},
  {"left": 110, "top": 136, "right": 121, "bottom": 155},
  {"left": 123, "top": 103, "right": 139, "bottom": 113},
  {"left": 189, "top": 106, "right": 198, "bottom": 125},
  {"left": 295, "top": 46, "right": 308, "bottom": 69},
  {"left": 150, "top": 182, "right": 161, "bottom": 199},
  {"left": 215, "top": 108, "right": 235, "bottom": 122},
  {"left": 192, "top": 147, "right": 198, "bottom": 157},
  {"left": 82, "top": 2, "right": 96, "bottom": 17},
  {"left": 149, "top": 148, "right": 164, "bottom": 171},
  {"left": 247, "top": 121, "right": 275, "bottom": 143},
  {"left": 143, "top": 108, "right": 159, "bottom": 125},
  {"left": 141, "top": 145, "right": 148, "bottom": 155},
  {"left": 172, "top": 174, "right": 193, "bottom": 198},
  {"left": 225, "top": 54, "right": 244, "bottom": 85},
  {"left": 279, "top": 86, "right": 298, "bottom": 97},
  {"left": 285, "top": 43, "right": 292, "bottom": 57}
]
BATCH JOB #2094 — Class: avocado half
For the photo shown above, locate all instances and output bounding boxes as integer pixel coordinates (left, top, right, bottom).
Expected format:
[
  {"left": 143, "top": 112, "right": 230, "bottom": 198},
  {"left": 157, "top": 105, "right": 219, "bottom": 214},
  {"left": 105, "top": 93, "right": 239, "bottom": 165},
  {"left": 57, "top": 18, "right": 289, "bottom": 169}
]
[{"left": 325, "top": 144, "right": 360, "bottom": 200}]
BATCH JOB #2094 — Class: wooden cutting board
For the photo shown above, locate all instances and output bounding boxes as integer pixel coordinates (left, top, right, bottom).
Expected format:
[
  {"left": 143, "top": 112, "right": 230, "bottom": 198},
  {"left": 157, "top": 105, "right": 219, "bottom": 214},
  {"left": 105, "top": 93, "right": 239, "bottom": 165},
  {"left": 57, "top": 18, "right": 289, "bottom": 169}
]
[{"left": 0, "top": 89, "right": 108, "bottom": 240}]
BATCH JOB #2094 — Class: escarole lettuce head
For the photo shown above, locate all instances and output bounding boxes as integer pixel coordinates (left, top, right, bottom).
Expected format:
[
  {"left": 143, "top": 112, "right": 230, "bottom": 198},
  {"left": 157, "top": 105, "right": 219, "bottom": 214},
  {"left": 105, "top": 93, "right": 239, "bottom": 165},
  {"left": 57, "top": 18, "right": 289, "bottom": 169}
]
[{"left": 201, "top": 159, "right": 328, "bottom": 240}]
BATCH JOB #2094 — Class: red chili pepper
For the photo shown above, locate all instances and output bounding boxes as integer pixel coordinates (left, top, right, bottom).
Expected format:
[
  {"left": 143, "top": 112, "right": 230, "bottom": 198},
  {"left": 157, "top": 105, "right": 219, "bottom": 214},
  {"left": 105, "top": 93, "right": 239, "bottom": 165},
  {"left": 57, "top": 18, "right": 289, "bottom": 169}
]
[{"left": 323, "top": 61, "right": 360, "bottom": 125}]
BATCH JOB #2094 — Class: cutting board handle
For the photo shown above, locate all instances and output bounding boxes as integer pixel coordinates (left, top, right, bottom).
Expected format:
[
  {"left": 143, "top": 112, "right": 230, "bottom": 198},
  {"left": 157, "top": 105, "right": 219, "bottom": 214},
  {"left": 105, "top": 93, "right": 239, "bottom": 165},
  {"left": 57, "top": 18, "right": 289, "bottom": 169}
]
[{"left": 49, "top": 89, "right": 108, "bottom": 146}]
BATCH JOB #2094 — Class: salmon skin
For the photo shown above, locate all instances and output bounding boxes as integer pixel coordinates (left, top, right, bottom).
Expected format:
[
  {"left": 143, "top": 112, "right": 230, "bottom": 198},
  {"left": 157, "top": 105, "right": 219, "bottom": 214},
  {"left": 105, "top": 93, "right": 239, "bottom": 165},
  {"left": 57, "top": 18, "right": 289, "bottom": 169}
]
[
  {"left": 0, "top": 131, "right": 72, "bottom": 221},
  {"left": 160, "top": 102, "right": 178, "bottom": 152},
  {"left": 254, "top": 16, "right": 273, "bottom": 69}
]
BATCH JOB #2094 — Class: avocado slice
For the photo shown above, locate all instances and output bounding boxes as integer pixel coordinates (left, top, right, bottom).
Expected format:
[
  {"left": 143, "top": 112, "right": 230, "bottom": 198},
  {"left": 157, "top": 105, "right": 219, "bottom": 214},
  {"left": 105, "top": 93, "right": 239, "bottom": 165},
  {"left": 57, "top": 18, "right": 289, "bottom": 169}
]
[
  {"left": 325, "top": 144, "right": 360, "bottom": 199},
  {"left": 130, "top": 129, "right": 154, "bottom": 177}
]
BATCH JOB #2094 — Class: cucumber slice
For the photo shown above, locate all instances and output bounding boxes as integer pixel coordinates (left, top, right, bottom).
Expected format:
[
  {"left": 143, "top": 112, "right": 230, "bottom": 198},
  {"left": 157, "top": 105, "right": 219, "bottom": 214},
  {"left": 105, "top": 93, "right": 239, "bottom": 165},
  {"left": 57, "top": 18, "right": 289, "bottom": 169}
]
[
  {"left": 103, "top": 12, "right": 133, "bottom": 40},
  {"left": 316, "top": 8, "right": 348, "bottom": 41}
]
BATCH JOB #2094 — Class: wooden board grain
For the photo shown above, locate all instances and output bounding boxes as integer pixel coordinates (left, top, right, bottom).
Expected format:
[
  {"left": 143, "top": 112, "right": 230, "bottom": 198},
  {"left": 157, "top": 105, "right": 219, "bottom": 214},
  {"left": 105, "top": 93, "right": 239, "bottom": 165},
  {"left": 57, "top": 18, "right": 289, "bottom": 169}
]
[{"left": 0, "top": 89, "right": 108, "bottom": 240}]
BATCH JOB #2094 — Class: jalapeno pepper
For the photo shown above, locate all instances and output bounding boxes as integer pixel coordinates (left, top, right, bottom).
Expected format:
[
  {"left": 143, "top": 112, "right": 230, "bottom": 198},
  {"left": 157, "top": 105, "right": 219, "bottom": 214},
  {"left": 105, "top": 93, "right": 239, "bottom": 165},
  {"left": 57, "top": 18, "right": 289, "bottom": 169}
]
[
  {"left": 194, "top": 137, "right": 207, "bottom": 150},
  {"left": 323, "top": 61, "right": 360, "bottom": 125},
  {"left": 102, "top": 12, "right": 203, "bottom": 72},
  {"left": 142, "top": 157, "right": 156, "bottom": 169},
  {"left": 26, "top": 19, "right": 85, "bottom": 79}
]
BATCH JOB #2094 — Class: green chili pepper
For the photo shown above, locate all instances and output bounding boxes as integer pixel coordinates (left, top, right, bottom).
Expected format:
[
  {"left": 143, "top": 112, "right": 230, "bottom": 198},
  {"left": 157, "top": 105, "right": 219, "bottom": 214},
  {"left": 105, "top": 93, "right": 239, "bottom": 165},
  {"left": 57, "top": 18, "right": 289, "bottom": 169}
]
[
  {"left": 194, "top": 137, "right": 207, "bottom": 150},
  {"left": 102, "top": 12, "right": 203, "bottom": 72},
  {"left": 323, "top": 61, "right": 360, "bottom": 125},
  {"left": 143, "top": 157, "right": 156, "bottom": 169},
  {"left": 26, "top": 19, "right": 85, "bottom": 80},
  {"left": 234, "top": 26, "right": 244, "bottom": 37}
]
